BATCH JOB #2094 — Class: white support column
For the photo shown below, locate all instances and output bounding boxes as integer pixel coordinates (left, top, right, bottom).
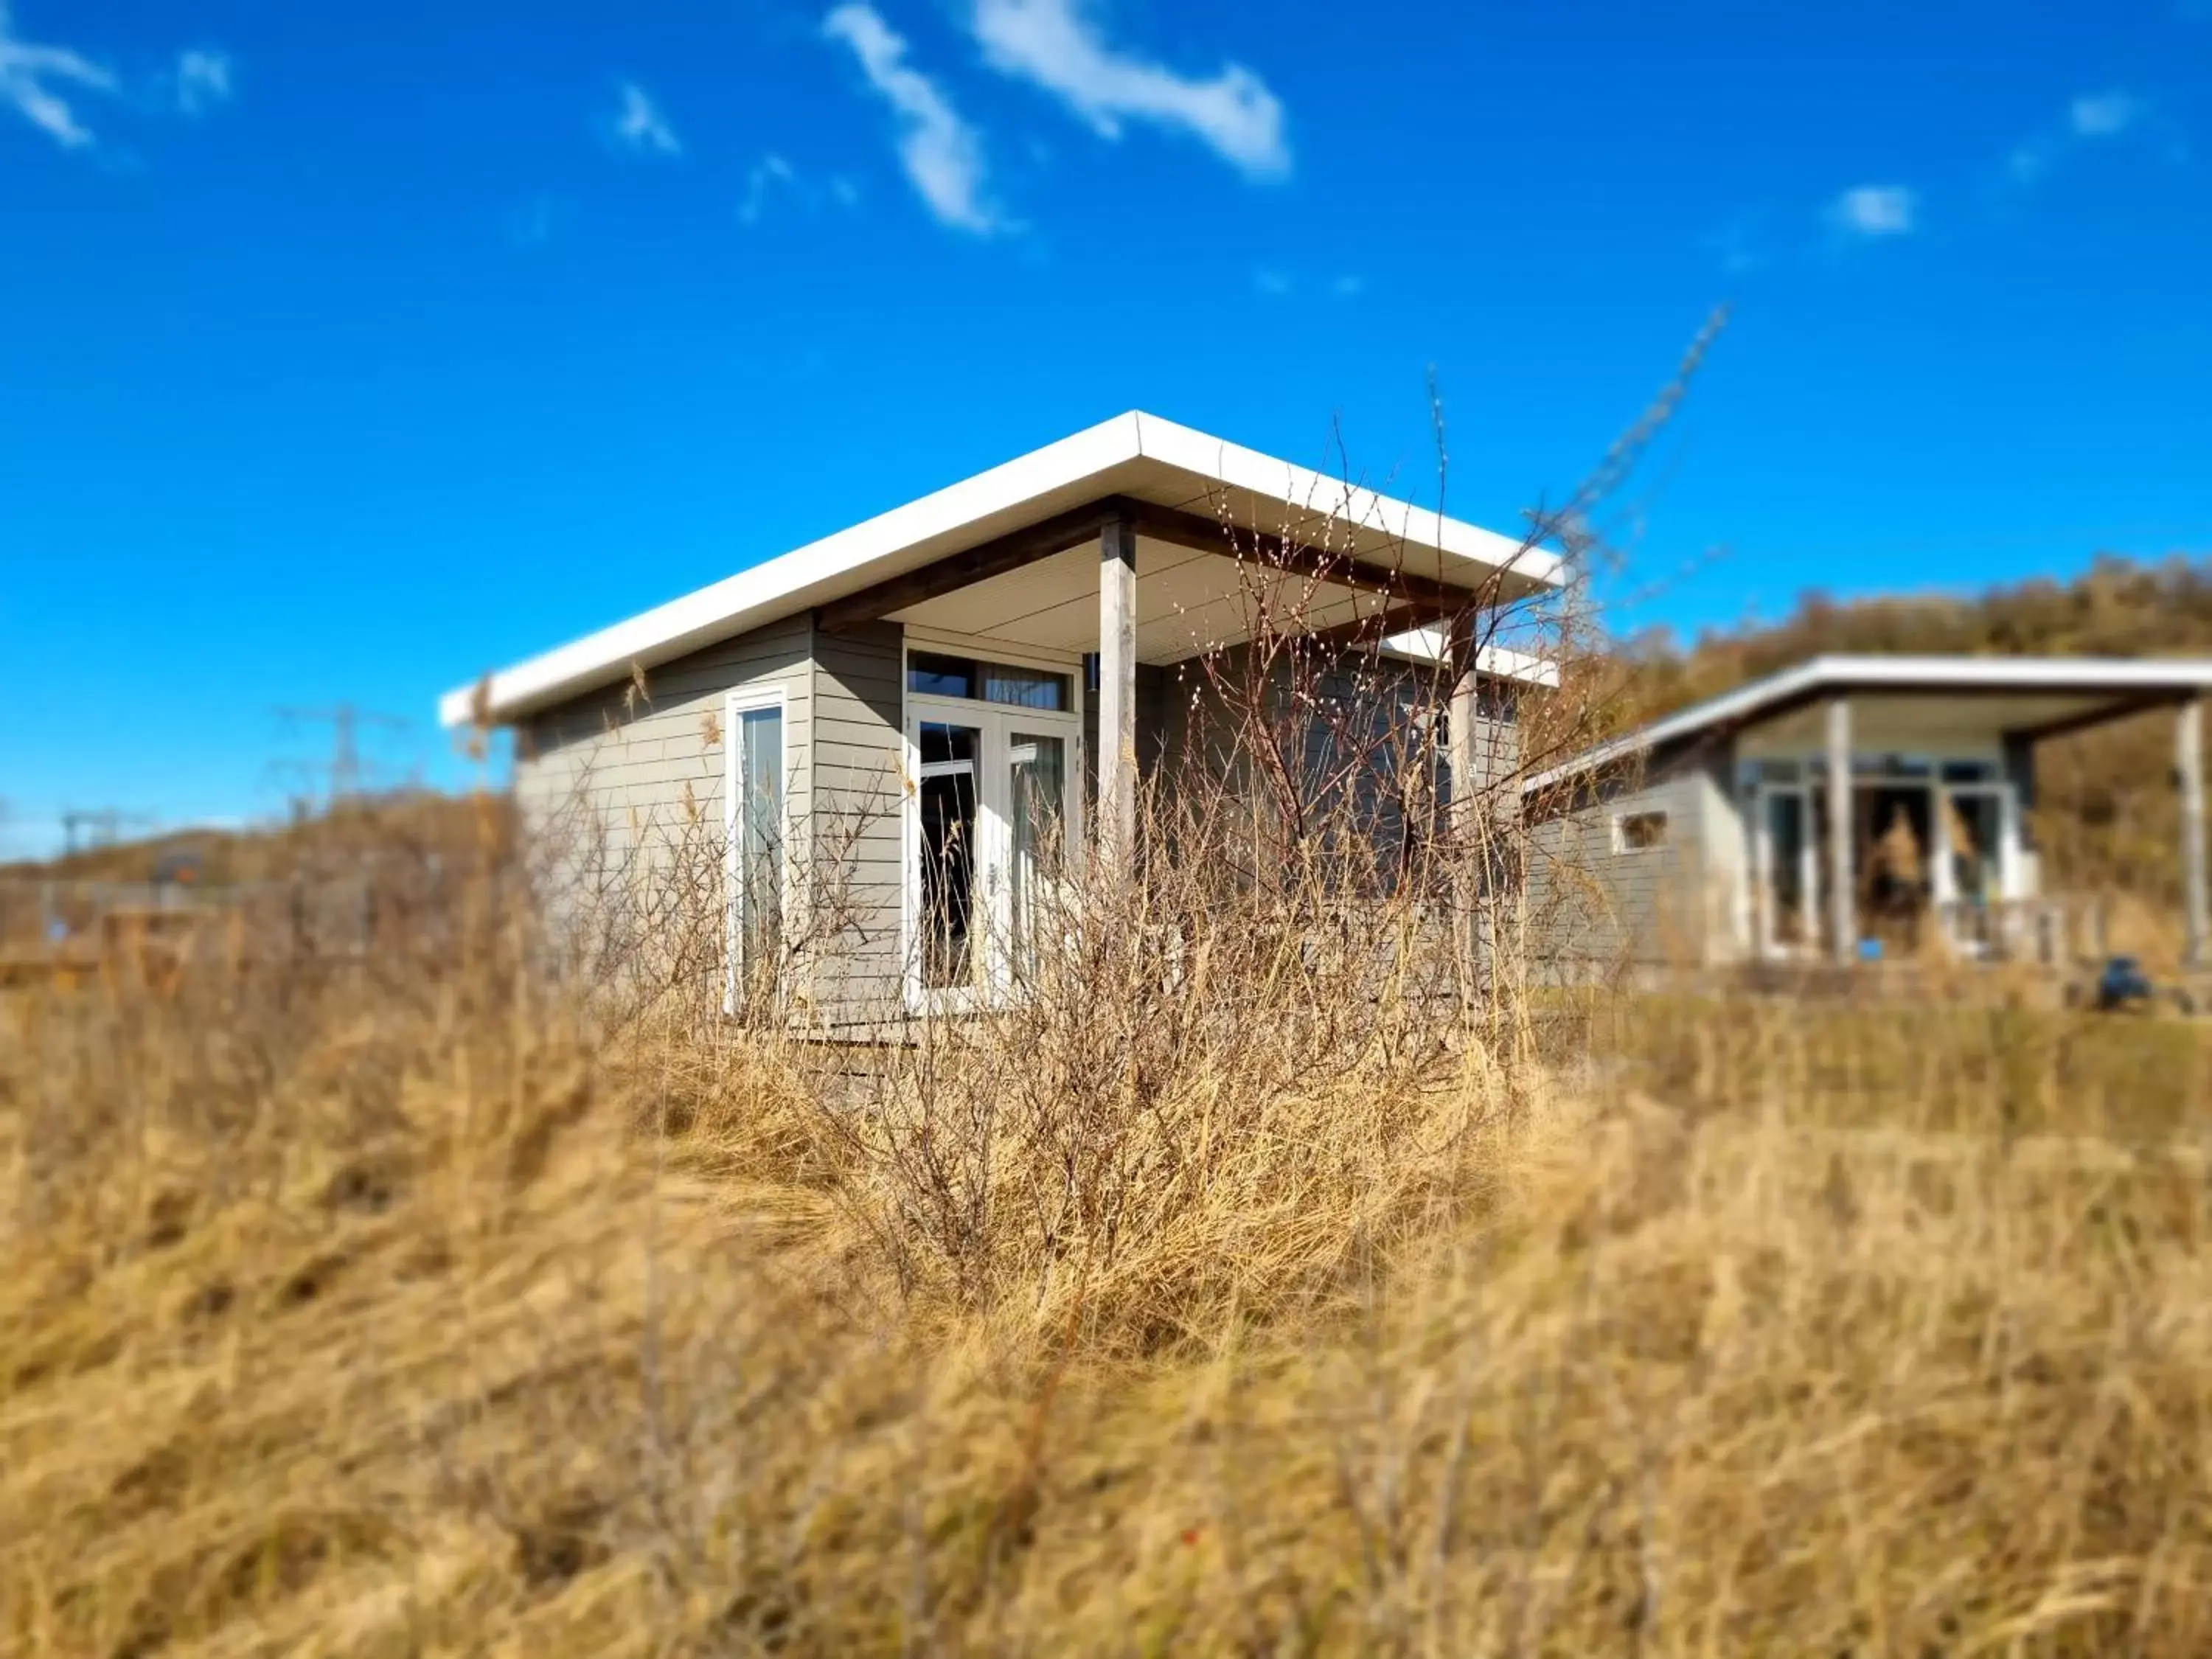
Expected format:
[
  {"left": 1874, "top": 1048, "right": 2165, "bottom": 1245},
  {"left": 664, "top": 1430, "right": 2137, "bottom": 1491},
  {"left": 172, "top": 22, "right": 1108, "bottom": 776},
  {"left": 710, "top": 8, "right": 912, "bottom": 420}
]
[
  {"left": 1446, "top": 613, "right": 1484, "bottom": 846},
  {"left": 1447, "top": 613, "right": 1489, "bottom": 1007},
  {"left": 1826, "top": 695, "right": 1855, "bottom": 966},
  {"left": 2180, "top": 695, "right": 2208, "bottom": 969},
  {"left": 1097, "top": 512, "right": 1138, "bottom": 868}
]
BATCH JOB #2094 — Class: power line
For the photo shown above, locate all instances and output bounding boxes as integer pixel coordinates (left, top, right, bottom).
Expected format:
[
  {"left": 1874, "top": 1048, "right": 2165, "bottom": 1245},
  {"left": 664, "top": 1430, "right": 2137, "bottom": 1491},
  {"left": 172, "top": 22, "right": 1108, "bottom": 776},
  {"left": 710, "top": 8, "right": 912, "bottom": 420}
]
[{"left": 270, "top": 704, "right": 413, "bottom": 806}]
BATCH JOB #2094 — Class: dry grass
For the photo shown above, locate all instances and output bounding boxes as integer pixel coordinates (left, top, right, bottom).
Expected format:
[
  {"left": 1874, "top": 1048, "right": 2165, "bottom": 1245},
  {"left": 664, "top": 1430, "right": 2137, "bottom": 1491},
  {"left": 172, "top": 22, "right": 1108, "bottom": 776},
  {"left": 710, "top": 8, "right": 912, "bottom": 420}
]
[{"left": 6, "top": 800, "right": 2212, "bottom": 1658}]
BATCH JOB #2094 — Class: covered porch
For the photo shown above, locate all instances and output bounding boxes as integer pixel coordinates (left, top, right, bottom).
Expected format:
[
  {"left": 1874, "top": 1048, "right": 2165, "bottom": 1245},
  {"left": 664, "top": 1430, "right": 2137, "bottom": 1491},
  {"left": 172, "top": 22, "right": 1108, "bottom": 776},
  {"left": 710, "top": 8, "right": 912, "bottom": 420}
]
[
  {"left": 815, "top": 489, "right": 1559, "bottom": 1013},
  {"left": 1730, "top": 661, "right": 2212, "bottom": 969}
]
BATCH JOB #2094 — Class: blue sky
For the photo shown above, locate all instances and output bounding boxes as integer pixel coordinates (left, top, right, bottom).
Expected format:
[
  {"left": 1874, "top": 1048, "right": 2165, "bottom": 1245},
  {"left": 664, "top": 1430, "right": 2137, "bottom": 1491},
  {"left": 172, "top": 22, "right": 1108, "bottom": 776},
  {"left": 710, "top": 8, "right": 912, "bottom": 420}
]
[{"left": 3, "top": 0, "right": 2208, "bottom": 856}]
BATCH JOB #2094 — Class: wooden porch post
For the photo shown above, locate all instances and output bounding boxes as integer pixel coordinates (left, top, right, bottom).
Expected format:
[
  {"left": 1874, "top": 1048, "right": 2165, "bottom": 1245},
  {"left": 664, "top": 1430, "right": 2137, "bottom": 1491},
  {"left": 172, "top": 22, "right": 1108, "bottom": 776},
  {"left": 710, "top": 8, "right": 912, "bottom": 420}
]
[
  {"left": 1826, "top": 695, "right": 1855, "bottom": 965},
  {"left": 1098, "top": 511, "right": 1138, "bottom": 867},
  {"left": 2180, "top": 694, "right": 2208, "bottom": 969}
]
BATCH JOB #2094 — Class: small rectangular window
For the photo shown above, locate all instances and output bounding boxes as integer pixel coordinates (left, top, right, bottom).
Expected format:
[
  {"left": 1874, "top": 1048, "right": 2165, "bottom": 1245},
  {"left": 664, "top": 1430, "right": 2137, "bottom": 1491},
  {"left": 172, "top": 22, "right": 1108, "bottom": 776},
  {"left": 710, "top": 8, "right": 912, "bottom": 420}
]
[
  {"left": 1614, "top": 810, "right": 1669, "bottom": 852},
  {"left": 1941, "top": 759, "right": 1999, "bottom": 783},
  {"left": 908, "top": 653, "right": 978, "bottom": 698},
  {"left": 984, "top": 664, "right": 1071, "bottom": 710}
]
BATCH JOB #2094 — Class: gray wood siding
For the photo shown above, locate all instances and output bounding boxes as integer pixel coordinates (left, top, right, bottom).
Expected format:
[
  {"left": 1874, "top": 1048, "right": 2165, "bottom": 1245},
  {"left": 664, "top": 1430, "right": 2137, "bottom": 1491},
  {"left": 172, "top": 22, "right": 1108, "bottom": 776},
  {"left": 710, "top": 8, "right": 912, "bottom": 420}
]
[
  {"left": 516, "top": 612, "right": 813, "bottom": 865},
  {"left": 513, "top": 615, "right": 813, "bottom": 995},
  {"left": 1523, "top": 744, "right": 1739, "bottom": 965},
  {"left": 807, "top": 620, "right": 907, "bottom": 1022}
]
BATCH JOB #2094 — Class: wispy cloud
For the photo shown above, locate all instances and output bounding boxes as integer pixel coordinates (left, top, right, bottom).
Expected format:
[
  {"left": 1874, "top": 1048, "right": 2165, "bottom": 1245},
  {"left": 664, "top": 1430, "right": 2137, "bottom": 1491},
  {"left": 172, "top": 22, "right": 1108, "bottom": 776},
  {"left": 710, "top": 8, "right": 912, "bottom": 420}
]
[
  {"left": 824, "top": 4, "right": 1001, "bottom": 234},
  {"left": 970, "top": 0, "right": 1288, "bottom": 178},
  {"left": 739, "top": 153, "right": 799, "bottom": 225},
  {"left": 172, "top": 47, "right": 232, "bottom": 115},
  {"left": 2070, "top": 90, "right": 2143, "bottom": 137},
  {"left": 611, "top": 80, "right": 680, "bottom": 157},
  {"left": 1828, "top": 184, "right": 1917, "bottom": 238},
  {"left": 738, "top": 156, "right": 860, "bottom": 226},
  {"left": 0, "top": 2, "right": 116, "bottom": 150},
  {"left": 2010, "top": 88, "right": 2154, "bottom": 184},
  {"left": 1251, "top": 267, "right": 1363, "bottom": 299}
]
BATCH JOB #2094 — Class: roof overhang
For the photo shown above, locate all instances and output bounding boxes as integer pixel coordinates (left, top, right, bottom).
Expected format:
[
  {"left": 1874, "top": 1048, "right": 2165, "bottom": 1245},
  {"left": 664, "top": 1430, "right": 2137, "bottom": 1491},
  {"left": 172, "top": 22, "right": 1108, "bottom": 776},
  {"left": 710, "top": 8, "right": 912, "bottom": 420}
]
[
  {"left": 439, "top": 411, "right": 1565, "bottom": 728},
  {"left": 1525, "top": 654, "right": 2212, "bottom": 796}
]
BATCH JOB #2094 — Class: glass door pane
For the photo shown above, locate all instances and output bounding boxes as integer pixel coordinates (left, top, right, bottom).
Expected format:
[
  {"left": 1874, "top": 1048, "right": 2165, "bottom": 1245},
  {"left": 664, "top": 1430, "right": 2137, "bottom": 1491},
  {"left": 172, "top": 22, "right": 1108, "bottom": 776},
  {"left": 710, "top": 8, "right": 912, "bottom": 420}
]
[
  {"left": 1946, "top": 789, "right": 2003, "bottom": 905},
  {"left": 736, "top": 706, "right": 783, "bottom": 970},
  {"left": 919, "top": 722, "right": 981, "bottom": 991},
  {"left": 1765, "top": 790, "right": 1806, "bottom": 948},
  {"left": 1007, "top": 731, "right": 1068, "bottom": 980}
]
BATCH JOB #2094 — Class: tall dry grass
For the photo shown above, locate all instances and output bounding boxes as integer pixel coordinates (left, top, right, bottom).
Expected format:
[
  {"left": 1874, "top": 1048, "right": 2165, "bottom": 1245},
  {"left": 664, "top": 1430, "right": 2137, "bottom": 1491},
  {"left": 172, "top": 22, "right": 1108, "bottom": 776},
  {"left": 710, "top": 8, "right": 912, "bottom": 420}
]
[{"left": 7, "top": 778, "right": 2212, "bottom": 1656}]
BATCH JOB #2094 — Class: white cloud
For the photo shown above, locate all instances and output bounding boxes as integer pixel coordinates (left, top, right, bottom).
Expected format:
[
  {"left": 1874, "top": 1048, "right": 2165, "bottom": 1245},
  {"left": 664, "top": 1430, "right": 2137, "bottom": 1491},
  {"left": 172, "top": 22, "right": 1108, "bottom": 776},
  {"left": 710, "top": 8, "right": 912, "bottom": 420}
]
[
  {"left": 824, "top": 4, "right": 1001, "bottom": 234},
  {"left": 2070, "top": 91, "right": 2143, "bottom": 138},
  {"left": 1829, "top": 184, "right": 1916, "bottom": 238},
  {"left": 1251, "top": 265, "right": 1291, "bottom": 296},
  {"left": 0, "top": 2, "right": 116, "bottom": 150},
  {"left": 970, "top": 0, "right": 1288, "bottom": 178},
  {"left": 739, "top": 153, "right": 799, "bottom": 225},
  {"left": 173, "top": 47, "right": 232, "bottom": 115},
  {"left": 1330, "top": 273, "right": 1364, "bottom": 298},
  {"left": 2008, "top": 90, "right": 2153, "bottom": 189},
  {"left": 611, "top": 80, "right": 680, "bottom": 156}
]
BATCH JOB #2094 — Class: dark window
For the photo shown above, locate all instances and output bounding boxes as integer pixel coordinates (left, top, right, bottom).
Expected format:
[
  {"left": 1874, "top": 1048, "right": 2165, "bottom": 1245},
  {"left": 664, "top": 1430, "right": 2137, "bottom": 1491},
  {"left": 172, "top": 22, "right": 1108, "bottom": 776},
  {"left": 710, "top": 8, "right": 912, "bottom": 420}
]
[
  {"left": 910, "top": 652, "right": 1071, "bottom": 710},
  {"left": 908, "top": 653, "right": 978, "bottom": 699},
  {"left": 919, "top": 721, "right": 979, "bottom": 768},
  {"left": 1615, "top": 810, "right": 1669, "bottom": 852},
  {"left": 1941, "top": 759, "right": 1999, "bottom": 783},
  {"left": 984, "top": 664, "right": 1071, "bottom": 710}
]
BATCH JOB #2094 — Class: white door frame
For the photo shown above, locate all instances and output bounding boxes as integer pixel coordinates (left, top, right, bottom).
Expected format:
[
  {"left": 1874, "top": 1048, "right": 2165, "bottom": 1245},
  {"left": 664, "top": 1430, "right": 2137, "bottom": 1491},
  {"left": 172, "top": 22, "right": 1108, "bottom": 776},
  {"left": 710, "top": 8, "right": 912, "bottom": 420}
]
[
  {"left": 900, "top": 681, "right": 1084, "bottom": 1016},
  {"left": 723, "top": 685, "right": 790, "bottom": 1016},
  {"left": 1751, "top": 782, "right": 1819, "bottom": 960}
]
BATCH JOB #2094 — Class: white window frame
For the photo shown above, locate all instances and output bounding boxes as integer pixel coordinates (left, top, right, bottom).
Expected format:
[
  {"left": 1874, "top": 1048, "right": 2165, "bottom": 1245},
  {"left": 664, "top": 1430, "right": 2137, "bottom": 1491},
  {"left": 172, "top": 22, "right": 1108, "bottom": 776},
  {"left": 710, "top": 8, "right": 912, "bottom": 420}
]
[
  {"left": 723, "top": 686, "right": 790, "bottom": 1017},
  {"left": 1611, "top": 807, "right": 1669, "bottom": 854},
  {"left": 898, "top": 639, "right": 1085, "bottom": 1016}
]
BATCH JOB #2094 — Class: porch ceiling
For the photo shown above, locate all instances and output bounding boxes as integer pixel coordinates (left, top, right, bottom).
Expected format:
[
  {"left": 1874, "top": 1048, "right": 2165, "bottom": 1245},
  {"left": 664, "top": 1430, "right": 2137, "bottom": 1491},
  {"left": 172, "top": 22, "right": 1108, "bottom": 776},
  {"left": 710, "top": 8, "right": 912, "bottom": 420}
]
[
  {"left": 1737, "top": 689, "right": 2156, "bottom": 751},
  {"left": 888, "top": 535, "right": 1399, "bottom": 665}
]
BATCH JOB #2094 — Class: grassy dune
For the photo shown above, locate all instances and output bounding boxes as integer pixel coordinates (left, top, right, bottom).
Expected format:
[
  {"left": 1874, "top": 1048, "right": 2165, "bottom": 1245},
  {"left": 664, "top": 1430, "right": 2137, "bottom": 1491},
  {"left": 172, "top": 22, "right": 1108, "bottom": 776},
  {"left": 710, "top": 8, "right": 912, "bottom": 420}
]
[{"left": 7, "top": 835, "right": 2212, "bottom": 1655}]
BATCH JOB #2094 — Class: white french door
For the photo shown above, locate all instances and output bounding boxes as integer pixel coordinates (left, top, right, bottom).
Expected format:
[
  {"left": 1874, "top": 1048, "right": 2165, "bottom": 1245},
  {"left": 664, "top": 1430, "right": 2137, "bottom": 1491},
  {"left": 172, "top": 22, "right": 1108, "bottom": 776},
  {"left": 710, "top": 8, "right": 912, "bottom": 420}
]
[
  {"left": 904, "top": 698, "right": 1081, "bottom": 1012},
  {"left": 1752, "top": 784, "right": 1819, "bottom": 959}
]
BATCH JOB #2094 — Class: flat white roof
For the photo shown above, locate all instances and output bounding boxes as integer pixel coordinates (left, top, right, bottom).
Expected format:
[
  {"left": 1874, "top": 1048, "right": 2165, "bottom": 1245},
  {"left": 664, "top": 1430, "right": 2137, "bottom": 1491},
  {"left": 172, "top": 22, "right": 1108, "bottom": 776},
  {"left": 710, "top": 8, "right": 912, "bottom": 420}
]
[
  {"left": 1380, "top": 626, "right": 1559, "bottom": 687},
  {"left": 1525, "top": 653, "right": 2212, "bottom": 794},
  {"left": 439, "top": 411, "right": 1563, "bottom": 726}
]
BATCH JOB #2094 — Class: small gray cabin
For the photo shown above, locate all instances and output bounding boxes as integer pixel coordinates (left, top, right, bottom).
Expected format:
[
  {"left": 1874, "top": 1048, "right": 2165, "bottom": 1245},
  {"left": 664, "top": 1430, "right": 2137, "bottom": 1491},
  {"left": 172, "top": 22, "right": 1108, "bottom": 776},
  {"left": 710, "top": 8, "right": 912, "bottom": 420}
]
[
  {"left": 439, "top": 412, "right": 1559, "bottom": 1025},
  {"left": 1523, "top": 654, "right": 2212, "bottom": 968}
]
